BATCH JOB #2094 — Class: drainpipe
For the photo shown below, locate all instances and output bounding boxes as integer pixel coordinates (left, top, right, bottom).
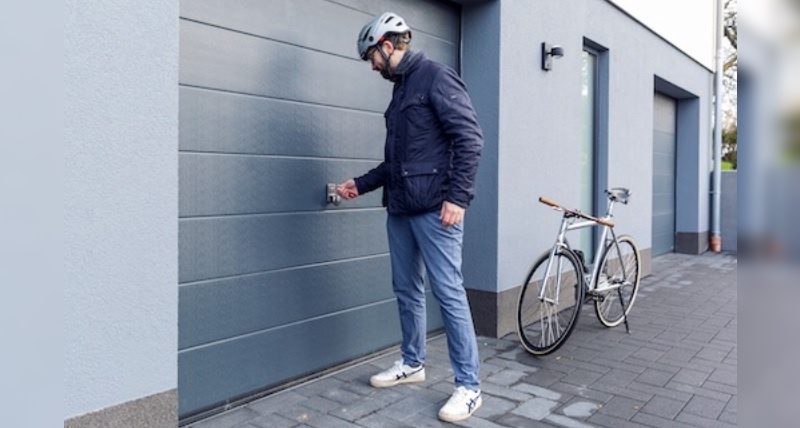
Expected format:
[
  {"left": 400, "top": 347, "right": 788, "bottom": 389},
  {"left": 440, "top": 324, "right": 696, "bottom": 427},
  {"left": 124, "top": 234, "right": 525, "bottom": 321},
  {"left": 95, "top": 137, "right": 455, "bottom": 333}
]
[{"left": 710, "top": 0, "right": 724, "bottom": 252}]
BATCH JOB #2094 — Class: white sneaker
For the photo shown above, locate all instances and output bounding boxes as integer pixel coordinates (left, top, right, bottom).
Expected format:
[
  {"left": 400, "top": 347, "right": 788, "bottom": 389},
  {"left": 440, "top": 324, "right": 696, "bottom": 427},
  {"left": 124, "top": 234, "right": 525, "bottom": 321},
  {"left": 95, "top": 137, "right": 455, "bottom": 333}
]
[
  {"left": 369, "top": 360, "right": 425, "bottom": 388},
  {"left": 438, "top": 386, "right": 482, "bottom": 422}
]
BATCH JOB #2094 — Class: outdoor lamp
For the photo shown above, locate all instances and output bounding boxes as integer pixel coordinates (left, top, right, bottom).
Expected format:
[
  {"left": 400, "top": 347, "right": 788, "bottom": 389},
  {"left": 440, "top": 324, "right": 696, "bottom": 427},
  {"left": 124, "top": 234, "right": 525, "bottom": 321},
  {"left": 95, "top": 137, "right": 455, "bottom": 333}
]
[{"left": 542, "top": 42, "right": 564, "bottom": 71}]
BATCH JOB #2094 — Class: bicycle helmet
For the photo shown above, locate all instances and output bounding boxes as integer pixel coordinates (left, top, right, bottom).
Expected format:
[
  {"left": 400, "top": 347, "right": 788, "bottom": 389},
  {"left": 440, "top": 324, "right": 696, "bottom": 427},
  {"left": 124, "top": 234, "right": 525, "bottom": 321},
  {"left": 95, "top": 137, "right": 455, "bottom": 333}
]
[{"left": 357, "top": 12, "right": 411, "bottom": 60}]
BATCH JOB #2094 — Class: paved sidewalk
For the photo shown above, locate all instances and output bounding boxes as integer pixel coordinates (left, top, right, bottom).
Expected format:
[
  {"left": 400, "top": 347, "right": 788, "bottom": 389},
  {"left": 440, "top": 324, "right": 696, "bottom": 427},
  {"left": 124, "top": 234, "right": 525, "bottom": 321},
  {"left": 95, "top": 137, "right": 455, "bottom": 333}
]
[{"left": 187, "top": 252, "right": 737, "bottom": 428}]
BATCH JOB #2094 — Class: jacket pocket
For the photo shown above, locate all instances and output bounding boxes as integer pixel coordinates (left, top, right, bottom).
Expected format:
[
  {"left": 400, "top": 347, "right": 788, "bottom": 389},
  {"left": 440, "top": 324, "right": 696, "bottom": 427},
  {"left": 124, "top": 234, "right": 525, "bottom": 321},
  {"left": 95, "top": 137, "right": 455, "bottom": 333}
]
[
  {"left": 400, "top": 94, "right": 436, "bottom": 142},
  {"left": 400, "top": 162, "right": 446, "bottom": 212}
]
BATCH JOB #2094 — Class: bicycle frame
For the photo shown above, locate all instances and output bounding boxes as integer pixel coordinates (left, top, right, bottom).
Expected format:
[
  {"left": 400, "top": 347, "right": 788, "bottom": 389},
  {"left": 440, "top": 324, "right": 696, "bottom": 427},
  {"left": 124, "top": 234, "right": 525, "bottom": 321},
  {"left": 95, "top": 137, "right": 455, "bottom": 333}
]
[{"left": 539, "top": 196, "right": 622, "bottom": 301}]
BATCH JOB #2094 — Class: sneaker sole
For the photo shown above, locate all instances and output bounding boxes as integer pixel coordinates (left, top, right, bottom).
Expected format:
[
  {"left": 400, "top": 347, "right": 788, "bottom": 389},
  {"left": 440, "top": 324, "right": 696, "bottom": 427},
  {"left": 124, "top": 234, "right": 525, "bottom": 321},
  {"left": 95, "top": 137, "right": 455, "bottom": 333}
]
[
  {"left": 369, "top": 372, "right": 425, "bottom": 388},
  {"left": 438, "top": 396, "right": 482, "bottom": 422}
]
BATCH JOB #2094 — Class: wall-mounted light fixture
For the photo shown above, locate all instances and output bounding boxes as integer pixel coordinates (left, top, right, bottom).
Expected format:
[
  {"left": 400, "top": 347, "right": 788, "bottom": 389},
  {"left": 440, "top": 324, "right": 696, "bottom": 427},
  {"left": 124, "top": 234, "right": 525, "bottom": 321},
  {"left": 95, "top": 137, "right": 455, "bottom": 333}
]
[{"left": 542, "top": 42, "right": 564, "bottom": 71}]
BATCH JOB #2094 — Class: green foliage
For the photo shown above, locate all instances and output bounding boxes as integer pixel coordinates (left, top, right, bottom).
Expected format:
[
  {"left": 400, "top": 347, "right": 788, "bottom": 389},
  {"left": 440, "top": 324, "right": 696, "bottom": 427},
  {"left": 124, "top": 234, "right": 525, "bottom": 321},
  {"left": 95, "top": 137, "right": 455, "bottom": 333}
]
[{"left": 722, "top": 123, "right": 737, "bottom": 169}]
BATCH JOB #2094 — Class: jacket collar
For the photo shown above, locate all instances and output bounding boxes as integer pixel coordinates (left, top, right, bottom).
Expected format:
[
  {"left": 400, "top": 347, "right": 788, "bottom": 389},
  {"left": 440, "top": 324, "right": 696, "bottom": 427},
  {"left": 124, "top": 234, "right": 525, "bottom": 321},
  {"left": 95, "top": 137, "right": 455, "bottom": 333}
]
[{"left": 390, "top": 50, "right": 424, "bottom": 83}]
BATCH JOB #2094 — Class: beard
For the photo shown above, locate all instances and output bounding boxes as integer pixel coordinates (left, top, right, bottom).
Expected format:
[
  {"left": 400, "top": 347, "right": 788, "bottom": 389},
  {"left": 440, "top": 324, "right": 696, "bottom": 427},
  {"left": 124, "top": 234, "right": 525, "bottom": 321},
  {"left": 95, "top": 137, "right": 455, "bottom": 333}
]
[{"left": 380, "top": 67, "right": 392, "bottom": 80}]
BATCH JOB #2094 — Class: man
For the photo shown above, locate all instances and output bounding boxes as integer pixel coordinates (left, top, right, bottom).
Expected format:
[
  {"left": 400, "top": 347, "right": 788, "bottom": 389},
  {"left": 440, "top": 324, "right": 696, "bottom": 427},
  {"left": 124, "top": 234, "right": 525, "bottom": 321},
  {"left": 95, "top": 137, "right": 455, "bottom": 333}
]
[{"left": 337, "top": 11, "right": 484, "bottom": 422}]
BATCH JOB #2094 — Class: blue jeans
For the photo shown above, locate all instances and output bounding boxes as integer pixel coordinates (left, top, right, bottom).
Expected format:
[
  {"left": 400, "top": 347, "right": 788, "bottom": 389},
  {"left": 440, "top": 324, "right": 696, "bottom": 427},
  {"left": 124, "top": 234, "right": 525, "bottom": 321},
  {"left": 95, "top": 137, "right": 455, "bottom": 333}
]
[{"left": 387, "top": 212, "right": 480, "bottom": 390}]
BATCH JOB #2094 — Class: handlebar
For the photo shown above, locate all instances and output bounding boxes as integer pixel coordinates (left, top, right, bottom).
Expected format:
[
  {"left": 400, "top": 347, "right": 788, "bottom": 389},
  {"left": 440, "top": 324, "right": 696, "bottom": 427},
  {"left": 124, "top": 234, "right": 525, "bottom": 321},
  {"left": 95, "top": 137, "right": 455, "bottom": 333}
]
[{"left": 538, "top": 196, "right": 615, "bottom": 228}]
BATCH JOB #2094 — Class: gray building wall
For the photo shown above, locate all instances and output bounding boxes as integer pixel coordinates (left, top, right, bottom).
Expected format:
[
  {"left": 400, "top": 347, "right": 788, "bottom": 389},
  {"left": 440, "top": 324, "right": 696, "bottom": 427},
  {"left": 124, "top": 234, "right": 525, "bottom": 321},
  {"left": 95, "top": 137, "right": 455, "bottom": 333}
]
[
  {"left": 459, "top": 0, "right": 713, "bottom": 337},
  {"left": 64, "top": 0, "right": 179, "bottom": 425}
]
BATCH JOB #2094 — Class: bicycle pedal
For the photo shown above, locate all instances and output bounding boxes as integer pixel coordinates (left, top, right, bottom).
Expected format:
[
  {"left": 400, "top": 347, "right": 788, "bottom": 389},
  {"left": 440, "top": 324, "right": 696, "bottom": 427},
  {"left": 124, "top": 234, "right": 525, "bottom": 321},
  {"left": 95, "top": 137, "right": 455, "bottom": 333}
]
[{"left": 585, "top": 290, "right": 605, "bottom": 302}]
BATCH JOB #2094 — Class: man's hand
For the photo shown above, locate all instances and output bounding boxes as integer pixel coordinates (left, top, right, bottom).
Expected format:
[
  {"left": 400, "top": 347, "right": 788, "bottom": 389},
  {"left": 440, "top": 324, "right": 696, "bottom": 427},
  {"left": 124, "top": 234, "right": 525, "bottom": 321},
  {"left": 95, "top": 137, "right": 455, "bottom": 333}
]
[
  {"left": 337, "top": 179, "right": 360, "bottom": 200},
  {"left": 440, "top": 201, "right": 465, "bottom": 227}
]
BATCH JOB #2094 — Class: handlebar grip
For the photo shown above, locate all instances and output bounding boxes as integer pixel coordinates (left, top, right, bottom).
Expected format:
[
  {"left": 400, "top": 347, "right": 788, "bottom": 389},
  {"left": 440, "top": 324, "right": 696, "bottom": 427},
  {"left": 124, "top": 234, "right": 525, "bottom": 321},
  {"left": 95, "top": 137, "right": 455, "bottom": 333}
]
[{"left": 538, "top": 196, "right": 559, "bottom": 208}]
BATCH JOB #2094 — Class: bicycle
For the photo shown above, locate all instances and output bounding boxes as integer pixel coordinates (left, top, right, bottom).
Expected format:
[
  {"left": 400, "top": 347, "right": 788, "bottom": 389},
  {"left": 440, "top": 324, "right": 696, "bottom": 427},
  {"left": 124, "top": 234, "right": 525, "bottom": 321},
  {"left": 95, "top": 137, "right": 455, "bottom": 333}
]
[{"left": 516, "top": 187, "right": 642, "bottom": 356}]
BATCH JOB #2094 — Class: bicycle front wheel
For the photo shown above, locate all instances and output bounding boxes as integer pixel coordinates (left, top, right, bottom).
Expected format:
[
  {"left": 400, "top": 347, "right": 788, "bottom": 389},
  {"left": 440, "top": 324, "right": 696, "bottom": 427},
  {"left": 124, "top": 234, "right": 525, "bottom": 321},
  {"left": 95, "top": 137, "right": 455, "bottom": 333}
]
[
  {"left": 517, "top": 249, "right": 585, "bottom": 355},
  {"left": 594, "top": 235, "right": 641, "bottom": 327}
]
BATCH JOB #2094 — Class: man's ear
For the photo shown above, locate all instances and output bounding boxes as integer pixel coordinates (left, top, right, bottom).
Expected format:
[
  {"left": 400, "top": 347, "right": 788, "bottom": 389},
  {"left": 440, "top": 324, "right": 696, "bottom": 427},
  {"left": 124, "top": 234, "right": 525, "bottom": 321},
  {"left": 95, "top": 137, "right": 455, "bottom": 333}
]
[{"left": 381, "top": 39, "right": 395, "bottom": 55}]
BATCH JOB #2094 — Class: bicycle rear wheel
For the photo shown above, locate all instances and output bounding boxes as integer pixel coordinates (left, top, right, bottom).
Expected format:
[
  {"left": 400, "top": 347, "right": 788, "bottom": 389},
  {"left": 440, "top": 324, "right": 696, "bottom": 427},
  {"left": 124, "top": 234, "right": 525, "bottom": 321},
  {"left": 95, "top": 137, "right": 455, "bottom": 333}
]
[
  {"left": 517, "top": 249, "right": 585, "bottom": 355},
  {"left": 594, "top": 235, "right": 641, "bottom": 327}
]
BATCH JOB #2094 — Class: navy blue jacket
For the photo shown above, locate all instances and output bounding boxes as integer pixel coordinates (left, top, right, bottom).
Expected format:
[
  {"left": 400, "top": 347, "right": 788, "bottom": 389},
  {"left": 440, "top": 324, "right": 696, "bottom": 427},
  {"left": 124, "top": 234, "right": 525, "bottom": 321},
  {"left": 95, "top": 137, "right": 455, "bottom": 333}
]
[{"left": 355, "top": 51, "right": 484, "bottom": 215}]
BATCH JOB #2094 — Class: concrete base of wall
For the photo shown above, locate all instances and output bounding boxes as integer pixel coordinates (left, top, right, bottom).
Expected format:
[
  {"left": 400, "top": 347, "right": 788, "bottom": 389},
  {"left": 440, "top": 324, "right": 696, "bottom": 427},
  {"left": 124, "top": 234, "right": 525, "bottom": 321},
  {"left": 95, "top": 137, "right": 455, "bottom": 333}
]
[
  {"left": 467, "top": 287, "right": 519, "bottom": 339},
  {"left": 65, "top": 389, "right": 177, "bottom": 428},
  {"left": 468, "top": 247, "right": 653, "bottom": 339},
  {"left": 676, "top": 231, "right": 709, "bottom": 254}
]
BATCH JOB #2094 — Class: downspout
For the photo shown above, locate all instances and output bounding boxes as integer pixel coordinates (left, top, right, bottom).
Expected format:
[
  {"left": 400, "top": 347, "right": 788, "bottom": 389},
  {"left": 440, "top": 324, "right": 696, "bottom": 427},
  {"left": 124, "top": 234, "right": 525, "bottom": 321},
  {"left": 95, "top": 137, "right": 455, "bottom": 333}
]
[{"left": 710, "top": 0, "right": 724, "bottom": 252}]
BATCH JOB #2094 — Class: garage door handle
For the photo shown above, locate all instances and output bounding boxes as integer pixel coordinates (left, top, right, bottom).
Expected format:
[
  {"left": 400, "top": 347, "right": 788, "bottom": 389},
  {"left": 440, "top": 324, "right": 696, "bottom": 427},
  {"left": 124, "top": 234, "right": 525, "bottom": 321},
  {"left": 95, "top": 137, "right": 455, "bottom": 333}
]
[{"left": 326, "top": 183, "right": 341, "bottom": 206}]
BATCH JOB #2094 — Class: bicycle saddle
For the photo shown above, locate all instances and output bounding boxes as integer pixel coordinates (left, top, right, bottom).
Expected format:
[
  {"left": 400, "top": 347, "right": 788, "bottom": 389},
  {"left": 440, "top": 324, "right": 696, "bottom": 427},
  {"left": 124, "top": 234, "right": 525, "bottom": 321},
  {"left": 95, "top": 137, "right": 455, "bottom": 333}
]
[{"left": 606, "top": 187, "right": 631, "bottom": 204}]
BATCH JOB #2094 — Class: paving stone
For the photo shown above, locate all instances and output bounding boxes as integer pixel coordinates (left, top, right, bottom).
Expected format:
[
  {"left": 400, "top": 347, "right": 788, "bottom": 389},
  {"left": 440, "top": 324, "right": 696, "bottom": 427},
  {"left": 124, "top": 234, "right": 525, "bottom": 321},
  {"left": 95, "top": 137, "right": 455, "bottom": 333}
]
[
  {"left": 544, "top": 413, "right": 596, "bottom": 428},
  {"left": 630, "top": 347, "right": 667, "bottom": 362},
  {"left": 352, "top": 413, "right": 409, "bottom": 428},
  {"left": 192, "top": 407, "right": 259, "bottom": 428},
  {"left": 373, "top": 396, "right": 436, "bottom": 422},
  {"left": 301, "top": 396, "right": 344, "bottom": 413},
  {"left": 589, "top": 382, "right": 654, "bottom": 402},
  {"left": 594, "top": 368, "right": 639, "bottom": 387},
  {"left": 681, "top": 395, "right": 727, "bottom": 419},
  {"left": 639, "top": 395, "right": 687, "bottom": 419},
  {"left": 245, "top": 413, "right": 300, "bottom": 428},
  {"left": 502, "top": 359, "right": 543, "bottom": 373},
  {"left": 559, "top": 399, "right": 600, "bottom": 418},
  {"left": 592, "top": 357, "right": 648, "bottom": 375},
  {"left": 595, "top": 396, "right": 644, "bottom": 420},
  {"left": 476, "top": 394, "right": 517, "bottom": 419},
  {"left": 480, "top": 382, "right": 532, "bottom": 402},
  {"left": 635, "top": 368, "right": 675, "bottom": 387},
  {"left": 675, "top": 412, "right": 737, "bottom": 428},
  {"left": 484, "top": 368, "right": 528, "bottom": 386},
  {"left": 293, "top": 377, "right": 347, "bottom": 398},
  {"left": 632, "top": 411, "right": 696, "bottom": 428},
  {"left": 671, "top": 368, "right": 710, "bottom": 387},
  {"left": 547, "top": 381, "right": 612, "bottom": 404},
  {"left": 718, "top": 410, "right": 737, "bottom": 425},
  {"left": 588, "top": 412, "right": 651, "bottom": 428},
  {"left": 399, "top": 413, "right": 449, "bottom": 427},
  {"left": 522, "top": 367, "right": 568, "bottom": 387},
  {"left": 276, "top": 406, "right": 357, "bottom": 428},
  {"left": 658, "top": 347, "right": 700, "bottom": 364},
  {"left": 510, "top": 397, "right": 559, "bottom": 420},
  {"left": 246, "top": 391, "right": 308, "bottom": 414},
  {"left": 320, "top": 387, "right": 365, "bottom": 405},
  {"left": 495, "top": 414, "right": 554, "bottom": 427},
  {"left": 560, "top": 368, "right": 604, "bottom": 387},
  {"left": 330, "top": 398, "right": 388, "bottom": 422},
  {"left": 707, "top": 368, "right": 737, "bottom": 386},
  {"left": 664, "top": 380, "right": 732, "bottom": 403},
  {"left": 626, "top": 381, "right": 692, "bottom": 402},
  {"left": 512, "top": 383, "right": 563, "bottom": 401}
]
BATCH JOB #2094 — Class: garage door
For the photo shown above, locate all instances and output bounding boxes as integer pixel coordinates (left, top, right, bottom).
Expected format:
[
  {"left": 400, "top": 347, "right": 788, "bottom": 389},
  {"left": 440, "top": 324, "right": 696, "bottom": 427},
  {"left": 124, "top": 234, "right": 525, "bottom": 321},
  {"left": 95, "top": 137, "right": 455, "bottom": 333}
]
[
  {"left": 177, "top": 0, "right": 462, "bottom": 418},
  {"left": 652, "top": 92, "right": 677, "bottom": 256}
]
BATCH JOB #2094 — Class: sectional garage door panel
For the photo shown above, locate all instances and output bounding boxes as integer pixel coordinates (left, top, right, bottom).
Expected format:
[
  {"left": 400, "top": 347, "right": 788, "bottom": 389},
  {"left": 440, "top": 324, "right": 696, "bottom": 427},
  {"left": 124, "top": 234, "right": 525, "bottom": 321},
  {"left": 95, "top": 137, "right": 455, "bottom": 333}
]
[
  {"left": 180, "top": 20, "right": 388, "bottom": 113},
  {"left": 179, "top": 210, "right": 388, "bottom": 283},
  {"left": 652, "top": 93, "right": 677, "bottom": 256},
  {"left": 179, "top": 87, "right": 385, "bottom": 159},
  {"left": 179, "top": 154, "right": 382, "bottom": 216},
  {"left": 181, "top": 0, "right": 460, "bottom": 70},
  {"left": 178, "top": 300, "right": 402, "bottom": 415},
  {"left": 179, "top": 255, "right": 394, "bottom": 349},
  {"left": 178, "top": 0, "right": 460, "bottom": 418}
]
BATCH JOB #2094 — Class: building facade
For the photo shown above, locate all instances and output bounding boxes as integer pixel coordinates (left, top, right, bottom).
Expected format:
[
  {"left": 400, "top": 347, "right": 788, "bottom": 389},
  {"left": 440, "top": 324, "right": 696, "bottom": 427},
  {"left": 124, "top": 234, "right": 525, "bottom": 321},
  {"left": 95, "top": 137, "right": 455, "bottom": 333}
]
[{"left": 65, "top": 0, "right": 716, "bottom": 425}]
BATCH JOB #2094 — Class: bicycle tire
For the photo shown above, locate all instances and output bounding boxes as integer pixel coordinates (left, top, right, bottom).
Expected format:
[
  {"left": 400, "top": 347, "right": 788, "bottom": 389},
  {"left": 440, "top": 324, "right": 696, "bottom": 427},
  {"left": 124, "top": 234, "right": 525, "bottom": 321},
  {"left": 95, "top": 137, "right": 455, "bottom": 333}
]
[
  {"left": 594, "top": 235, "right": 641, "bottom": 327},
  {"left": 517, "top": 249, "right": 585, "bottom": 355}
]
